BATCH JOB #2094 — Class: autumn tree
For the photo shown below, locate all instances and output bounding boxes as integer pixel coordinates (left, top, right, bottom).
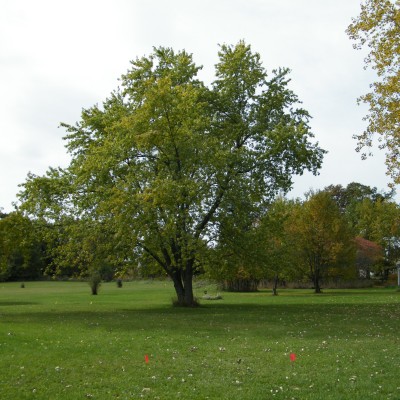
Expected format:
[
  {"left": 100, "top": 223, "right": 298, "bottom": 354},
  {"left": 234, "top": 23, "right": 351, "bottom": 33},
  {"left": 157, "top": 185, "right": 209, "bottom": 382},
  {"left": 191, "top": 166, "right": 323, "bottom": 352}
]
[
  {"left": 287, "top": 191, "right": 355, "bottom": 293},
  {"left": 18, "top": 43, "right": 325, "bottom": 305},
  {"left": 354, "top": 197, "right": 400, "bottom": 279},
  {"left": 324, "top": 182, "right": 400, "bottom": 281},
  {"left": 347, "top": 0, "right": 400, "bottom": 184},
  {"left": 354, "top": 236, "right": 383, "bottom": 279}
]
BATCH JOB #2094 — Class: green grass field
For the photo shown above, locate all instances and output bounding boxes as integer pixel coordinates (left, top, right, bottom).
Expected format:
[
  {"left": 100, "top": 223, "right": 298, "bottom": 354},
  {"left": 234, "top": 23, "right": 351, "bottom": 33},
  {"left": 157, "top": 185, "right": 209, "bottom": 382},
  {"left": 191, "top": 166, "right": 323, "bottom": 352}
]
[{"left": 1, "top": 281, "right": 399, "bottom": 399}]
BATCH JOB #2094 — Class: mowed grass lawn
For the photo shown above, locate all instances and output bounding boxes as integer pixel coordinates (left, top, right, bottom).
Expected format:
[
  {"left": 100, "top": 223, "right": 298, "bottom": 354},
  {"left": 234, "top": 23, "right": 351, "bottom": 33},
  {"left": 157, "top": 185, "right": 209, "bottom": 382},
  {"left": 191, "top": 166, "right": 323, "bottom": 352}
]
[{"left": 1, "top": 281, "right": 400, "bottom": 400}]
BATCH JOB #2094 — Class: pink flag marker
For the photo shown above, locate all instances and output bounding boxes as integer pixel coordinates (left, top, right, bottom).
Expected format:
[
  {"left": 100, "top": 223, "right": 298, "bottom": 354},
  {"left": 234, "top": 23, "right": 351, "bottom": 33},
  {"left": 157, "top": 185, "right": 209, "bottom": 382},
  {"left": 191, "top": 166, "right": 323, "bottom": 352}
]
[
  {"left": 290, "top": 353, "right": 296, "bottom": 362},
  {"left": 145, "top": 354, "right": 149, "bottom": 364}
]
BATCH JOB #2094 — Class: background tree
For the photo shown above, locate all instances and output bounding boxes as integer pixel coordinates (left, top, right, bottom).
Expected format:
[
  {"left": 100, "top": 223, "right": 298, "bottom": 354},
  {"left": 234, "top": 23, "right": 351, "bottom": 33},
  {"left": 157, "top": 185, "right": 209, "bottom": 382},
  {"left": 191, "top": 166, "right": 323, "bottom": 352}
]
[
  {"left": 18, "top": 43, "right": 325, "bottom": 306},
  {"left": 324, "top": 182, "right": 400, "bottom": 281},
  {"left": 210, "top": 197, "right": 296, "bottom": 294},
  {"left": 286, "top": 191, "right": 356, "bottom": 293},
  {"left": 211, "top": 204, "right": 265, "bottom": 292},
  {"left": 0, "top": 212, "right": 46, "bottom": 281},
  {"left": 354, "top": 198, "right": 400, "bottom": 279},
  {"left": 347, "top": 0, "right": 400, "bottom": 184},
  {"left": 256, "top": 197, "right": 297, "bottom": 295},
  {"left": 325, "top": 182, "right": 389, "bottom": 212},
  {"left": 324, "top": 182, "right": 393, "bottom": 231},
  {"left": 354, "top": 236, "right": 384, "bottom": 279}
]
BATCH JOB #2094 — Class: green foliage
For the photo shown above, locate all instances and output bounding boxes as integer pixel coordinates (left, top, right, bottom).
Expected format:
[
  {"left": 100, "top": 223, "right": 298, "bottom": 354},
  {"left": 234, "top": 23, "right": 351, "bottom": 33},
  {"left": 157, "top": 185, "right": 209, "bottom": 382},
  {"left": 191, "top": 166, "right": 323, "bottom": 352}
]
[
  {"left": 354, "top": 198, "right": 400, "bottom": 278},
  {"left": 0, "top": 212, "right": 46, "bottom": 281},
  {"left": 347, "top": 0, "right": 400, "bottom": 184},
  {"left": 88, "top": 271, "right": 102, "bottom": 295},
  {"left": 286, "top": 191, "right": 356, "bottom": 293},
  {"left": 212, "top": 197, "right": 298, "bottom": 293},
  {"left": 324, "top": 183, "right": 400, "bottom": 281},
  {"left": 18, "top": 42, "right": 325, "bottom": 305},
  {"left": 257, "top": 198, "right": 299, "bottom": 285},
  {"left": 324, "top": 182, "right": 392, "bottom": 216}
]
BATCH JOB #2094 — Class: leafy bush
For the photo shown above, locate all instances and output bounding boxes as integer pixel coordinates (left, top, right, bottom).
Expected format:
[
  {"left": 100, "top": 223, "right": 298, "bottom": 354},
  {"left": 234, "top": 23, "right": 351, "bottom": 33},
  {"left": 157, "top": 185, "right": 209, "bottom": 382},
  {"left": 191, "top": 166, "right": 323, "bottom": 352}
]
[{"left": 88, "top": 272, "right": 101, "bottom": 295}]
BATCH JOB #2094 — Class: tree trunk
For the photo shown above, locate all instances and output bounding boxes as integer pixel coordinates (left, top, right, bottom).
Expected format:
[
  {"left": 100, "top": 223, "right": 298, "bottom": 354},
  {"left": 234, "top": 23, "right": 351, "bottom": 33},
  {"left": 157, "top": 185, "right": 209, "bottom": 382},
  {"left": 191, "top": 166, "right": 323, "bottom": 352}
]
[
  {"left": 272, "top": 274, "right": 279, "bottom": 296},
  {"left": 171, "top": 270, "right": 185, "bottom": 305},
  {"left": 314, "top": 267, "right": 322, "bottom": 294},
  {"left": 184, "top": 266, "right": 195, "bottom": 306},
  {"left": 170, "top": 262, "right": 197, "bottom": 307},
  {"left": 383, "top": 268, "right": 390, "bottom": 282}
]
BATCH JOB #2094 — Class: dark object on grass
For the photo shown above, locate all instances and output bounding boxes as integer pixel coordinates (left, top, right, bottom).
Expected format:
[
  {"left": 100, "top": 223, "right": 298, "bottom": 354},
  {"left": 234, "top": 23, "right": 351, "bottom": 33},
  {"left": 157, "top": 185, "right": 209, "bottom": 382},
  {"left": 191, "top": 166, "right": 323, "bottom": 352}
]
[
  {"left": 89, "top": 273, "right": 102, "bottom": 295},
  {"left": 20, "top": 283, "right": 25, "bottom": 288},
  {"left": 116, "top": 279, "right": 123, "bottom": 288},
  {"left": 172, "top": 296, "right": 200, "bottom": 307}
]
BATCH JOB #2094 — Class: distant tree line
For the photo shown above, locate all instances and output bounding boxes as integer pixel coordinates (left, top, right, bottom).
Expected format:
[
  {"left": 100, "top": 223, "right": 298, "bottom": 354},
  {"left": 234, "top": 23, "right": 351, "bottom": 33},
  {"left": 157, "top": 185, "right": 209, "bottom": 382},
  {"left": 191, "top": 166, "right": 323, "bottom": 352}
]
[
  {"left": 2, "top": 182, "right": 399, "bottom": 292},
  {"left": 210, "top": 182, "right": 400, "bottom": 293},
  {"left": 0, "top": 211, "right": 47, "bottom": 281}
]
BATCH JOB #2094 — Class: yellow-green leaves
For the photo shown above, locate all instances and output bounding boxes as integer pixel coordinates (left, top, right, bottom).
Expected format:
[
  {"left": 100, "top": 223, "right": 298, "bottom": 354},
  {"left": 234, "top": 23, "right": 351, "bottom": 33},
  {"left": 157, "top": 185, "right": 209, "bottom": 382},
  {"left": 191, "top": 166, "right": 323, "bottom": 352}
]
[
  {"left": 17, "top": 43, "right": 325, "bottom": 302},
  {"left": 347, "top": 0, "right": 400, "bottom": 184},
  {"left": 287, "top": 191, "right": 356, "bottom": 292}
]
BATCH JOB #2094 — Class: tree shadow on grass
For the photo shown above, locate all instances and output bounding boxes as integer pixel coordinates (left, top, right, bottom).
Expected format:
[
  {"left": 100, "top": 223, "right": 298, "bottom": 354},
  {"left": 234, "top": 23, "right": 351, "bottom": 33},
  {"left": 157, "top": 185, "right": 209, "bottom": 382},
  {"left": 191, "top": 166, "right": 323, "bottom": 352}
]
[
  {"left": 0, "top": 301, "right": 38, "bottom": 306},
  {"left": 4, "top": 300, "right": 400, "bottom": 333},
  {"left": 3, "top": 285, "right": 399, "bottom": 350}
]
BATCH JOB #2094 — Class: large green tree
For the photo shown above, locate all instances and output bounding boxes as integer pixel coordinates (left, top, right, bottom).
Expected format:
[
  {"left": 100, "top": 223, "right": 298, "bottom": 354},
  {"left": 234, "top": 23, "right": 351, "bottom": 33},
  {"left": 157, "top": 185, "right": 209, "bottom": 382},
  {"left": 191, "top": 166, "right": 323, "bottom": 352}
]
[
  {"left": 347, "top": 0, "right": 400, "bottom": 184},
  {"left": 18, "top": 43, "right": 325, "bottom": 305}
]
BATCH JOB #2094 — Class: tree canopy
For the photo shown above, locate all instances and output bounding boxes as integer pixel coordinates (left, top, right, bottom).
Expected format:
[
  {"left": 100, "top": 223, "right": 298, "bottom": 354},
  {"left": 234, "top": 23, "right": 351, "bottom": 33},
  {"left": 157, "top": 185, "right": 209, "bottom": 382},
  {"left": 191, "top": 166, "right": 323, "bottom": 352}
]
[
  {"left": 286, "top": 191, "right": 355, "bottom": 293},
  {"left": 0, "top": 212, "right": 46, "bottom": 281},
  {"left": 347, "top": 0, "right": 400, "bottom": 185},
  {"left": 18, "top": 42, "right": 325, "bottom": 305},
  {"left": 324, "top": 182, "right": 400, "bottom": 280}
]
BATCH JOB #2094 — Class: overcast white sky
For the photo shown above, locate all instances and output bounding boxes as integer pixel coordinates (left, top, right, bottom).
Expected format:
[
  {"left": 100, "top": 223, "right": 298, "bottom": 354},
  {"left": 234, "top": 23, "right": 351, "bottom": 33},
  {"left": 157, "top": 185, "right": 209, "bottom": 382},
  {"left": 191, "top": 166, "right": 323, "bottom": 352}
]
[{"left": 0, "top": 0, "right": 396, "bottom": 212}]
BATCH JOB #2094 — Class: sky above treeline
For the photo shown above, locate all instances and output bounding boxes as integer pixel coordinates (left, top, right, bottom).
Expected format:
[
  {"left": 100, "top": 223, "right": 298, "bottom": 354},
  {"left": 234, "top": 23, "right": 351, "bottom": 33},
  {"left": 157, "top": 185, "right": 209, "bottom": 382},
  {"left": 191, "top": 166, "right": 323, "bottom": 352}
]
[{"left": 0, "top": 0, "right": 396, "bottom": 212}]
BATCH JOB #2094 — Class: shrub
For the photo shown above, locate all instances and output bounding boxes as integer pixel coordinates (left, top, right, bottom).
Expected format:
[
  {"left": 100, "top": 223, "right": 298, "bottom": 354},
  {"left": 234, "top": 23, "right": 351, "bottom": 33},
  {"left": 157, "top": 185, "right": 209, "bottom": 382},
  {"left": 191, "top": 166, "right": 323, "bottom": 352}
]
[{"left": 88, "top": 273, "right": 102, "bottom": 295}]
